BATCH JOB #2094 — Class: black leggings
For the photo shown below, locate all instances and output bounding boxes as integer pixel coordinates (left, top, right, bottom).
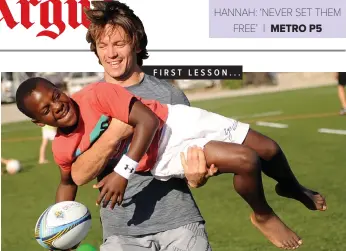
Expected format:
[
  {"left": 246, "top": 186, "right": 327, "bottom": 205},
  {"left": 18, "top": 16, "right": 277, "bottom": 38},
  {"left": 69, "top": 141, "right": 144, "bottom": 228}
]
[{"left": 338, "top": 72, "right": 346, "bottom": 86}]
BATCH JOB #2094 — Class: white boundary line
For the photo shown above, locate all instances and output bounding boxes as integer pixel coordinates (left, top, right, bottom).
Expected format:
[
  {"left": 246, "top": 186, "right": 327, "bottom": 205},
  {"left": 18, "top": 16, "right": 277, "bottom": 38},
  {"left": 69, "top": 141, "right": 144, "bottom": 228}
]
[
  {"left": 255, "top": 121, "right": 289, "bottom": 129},
  {"left": 318, "top": 128, "right": 346, "bottom": 135},
  {"left": 233, "top": 110, "right": 283, "bottom": 119}
]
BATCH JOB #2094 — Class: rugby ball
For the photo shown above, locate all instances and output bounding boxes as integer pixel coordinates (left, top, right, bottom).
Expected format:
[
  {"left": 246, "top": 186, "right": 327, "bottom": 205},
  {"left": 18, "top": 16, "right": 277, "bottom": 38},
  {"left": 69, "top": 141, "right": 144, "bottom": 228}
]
[
  {"left": 6, "top": 159, "right": 21, "bottom": 174},
  {"left": 34, "top": 201, "right": 92, "bottom": 250}
]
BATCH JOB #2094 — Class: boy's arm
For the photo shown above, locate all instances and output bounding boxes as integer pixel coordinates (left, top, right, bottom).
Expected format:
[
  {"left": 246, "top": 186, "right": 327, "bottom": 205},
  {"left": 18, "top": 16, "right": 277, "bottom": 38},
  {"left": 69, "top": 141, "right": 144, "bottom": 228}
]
[
  {"left": 125, "top": 100, "right": 160, "bottom": 161},
  {"left": 55, "top": 168, "right": 78, "bottom": 202},
  {"left": 53, "top": 144, "right": 78, "bottom": 201},
  {"left": 95, "top": 100, "right": 160, "bottom": 209},
  {"left": 112, "top": 99, "right": 159, "bottom": 178},
  {"left": 50, "top": 169, "right": 78, "bottom": 251},
  {"left": 71, "top": 118, "right": 133, "bottom": 186},
  {"left": 89, "top": 83, "right": 160, "bottom": 179}
]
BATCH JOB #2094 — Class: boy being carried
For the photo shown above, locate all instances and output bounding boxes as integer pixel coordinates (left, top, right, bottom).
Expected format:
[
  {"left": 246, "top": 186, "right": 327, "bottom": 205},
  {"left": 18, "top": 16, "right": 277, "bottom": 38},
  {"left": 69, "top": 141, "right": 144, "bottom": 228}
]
[{"left": 16, "top": 78, "right": 303, "bottom": 249}]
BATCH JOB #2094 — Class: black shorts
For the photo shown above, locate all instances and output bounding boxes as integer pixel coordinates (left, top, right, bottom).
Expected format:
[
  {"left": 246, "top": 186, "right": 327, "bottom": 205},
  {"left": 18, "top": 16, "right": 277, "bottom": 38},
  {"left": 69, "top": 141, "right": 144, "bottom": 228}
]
[{"left": 338, "top": 72, "right": 346, "bottom": 86}]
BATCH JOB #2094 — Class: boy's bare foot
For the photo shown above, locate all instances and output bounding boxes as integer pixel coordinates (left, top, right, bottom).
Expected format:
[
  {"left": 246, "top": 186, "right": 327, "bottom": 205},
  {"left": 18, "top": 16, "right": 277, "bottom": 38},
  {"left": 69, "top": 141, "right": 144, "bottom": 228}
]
[
  {"left": 275, "top": 183, "right": 327, "bottom": 211},
  {"left": 250, "top": 212, "right": 302, "bottom": 249},
  {"left": 38, "top": 160, "right": 49, "bottom": 164}
]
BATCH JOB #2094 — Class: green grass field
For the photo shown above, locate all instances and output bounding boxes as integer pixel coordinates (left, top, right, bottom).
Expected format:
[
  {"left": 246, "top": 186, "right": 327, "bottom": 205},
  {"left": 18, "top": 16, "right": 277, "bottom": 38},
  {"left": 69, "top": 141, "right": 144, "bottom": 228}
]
[{"left": 2, "top": 86, "right": 345, "bottom": 251}]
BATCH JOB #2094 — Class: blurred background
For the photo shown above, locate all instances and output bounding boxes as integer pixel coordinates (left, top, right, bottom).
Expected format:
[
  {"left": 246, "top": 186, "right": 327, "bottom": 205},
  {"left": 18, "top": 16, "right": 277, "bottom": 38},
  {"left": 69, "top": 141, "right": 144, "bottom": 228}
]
[
  {"left": 1, "top": 72, "right": 345, "bottom": 251},
  {"left": 0, "top": 72, "right": 337, "bottom": 122}
]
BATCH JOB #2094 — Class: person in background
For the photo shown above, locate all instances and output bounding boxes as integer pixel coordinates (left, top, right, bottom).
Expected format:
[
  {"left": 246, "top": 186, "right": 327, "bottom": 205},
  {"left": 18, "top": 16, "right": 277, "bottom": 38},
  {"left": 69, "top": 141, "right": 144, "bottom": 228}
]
[
  {"left": 268, "top": 72, "right": 278, "bottom": 85},
  {"left": 336, "top": 72, "right": 346, "bottom": 115},
  {"left": 39, "top": 125, "right": 57, "bottom": 164},
  {"left": 1, "top": 158, "right": 9, "bottom": 174},
  {"left": 1, "top": 158, "right": 10, "bottom": 165}
]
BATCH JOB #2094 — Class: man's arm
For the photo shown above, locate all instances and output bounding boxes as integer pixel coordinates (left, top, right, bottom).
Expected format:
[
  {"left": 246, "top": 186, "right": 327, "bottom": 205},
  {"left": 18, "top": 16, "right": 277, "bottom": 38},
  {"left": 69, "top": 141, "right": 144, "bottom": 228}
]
[
  {"left": 56, "top": 169, "right": 78, "bottom": 202},
  {"left": 71, "top": 118, "right": 133, "bottom": 186},
  {"left": 170, "top": 83, "right": 218, "bottom": 187}
]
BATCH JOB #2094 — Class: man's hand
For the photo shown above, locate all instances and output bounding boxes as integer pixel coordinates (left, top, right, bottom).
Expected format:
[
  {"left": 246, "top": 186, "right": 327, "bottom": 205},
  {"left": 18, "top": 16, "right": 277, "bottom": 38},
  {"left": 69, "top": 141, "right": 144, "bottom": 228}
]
[
  {"left": 180, "top": 146, "right": 218, "bottom": 188},
  {"left": 93, "top": 172, "right": 128, "bottom": 209}
]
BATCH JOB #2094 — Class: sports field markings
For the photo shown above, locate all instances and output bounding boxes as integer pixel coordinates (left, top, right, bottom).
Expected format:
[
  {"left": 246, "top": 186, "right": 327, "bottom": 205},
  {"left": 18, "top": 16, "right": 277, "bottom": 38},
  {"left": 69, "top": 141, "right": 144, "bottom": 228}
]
[
  {"left": 318, "top": 128, "right": 346, "bottom": 135},
  {"left": 2, "top": 136, "right": 41, "bottom": 143},
  {"left": 245, "top": 112, "right": 337, "bottom": 123},
  {"left": 233, "top": 110, "right": 283, "bottom": 119},
  {"left": 1, "top": 127, "right": 37, "bottom": 133},
  {"left": 255, "top": 121, "right": 289, "bottom": 129},
  {"left": 1, "top": 111, "right": 339, "bottom": 143}
]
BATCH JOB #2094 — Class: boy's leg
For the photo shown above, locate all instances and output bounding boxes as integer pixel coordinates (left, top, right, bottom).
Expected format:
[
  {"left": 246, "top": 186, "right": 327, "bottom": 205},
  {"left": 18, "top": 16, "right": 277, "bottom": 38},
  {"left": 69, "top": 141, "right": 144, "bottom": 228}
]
[
  {"left": 203, "top": 141, "right": 302, "bottom": 249},
  {"left": 165, "top": 104, "right": 326, "bottom": 211},
  {"left": 243, "top": 129, "right": 326, "bottom": 211},
  {"left": 155, "top": 222, "right": 211, "bottom": 251}
]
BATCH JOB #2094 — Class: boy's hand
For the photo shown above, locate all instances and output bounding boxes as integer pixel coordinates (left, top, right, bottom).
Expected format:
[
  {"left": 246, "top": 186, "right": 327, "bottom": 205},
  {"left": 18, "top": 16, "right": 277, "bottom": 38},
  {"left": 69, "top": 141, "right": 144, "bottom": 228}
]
[{"left": 93, "top": 172, "right": 128, "bottom": 209}]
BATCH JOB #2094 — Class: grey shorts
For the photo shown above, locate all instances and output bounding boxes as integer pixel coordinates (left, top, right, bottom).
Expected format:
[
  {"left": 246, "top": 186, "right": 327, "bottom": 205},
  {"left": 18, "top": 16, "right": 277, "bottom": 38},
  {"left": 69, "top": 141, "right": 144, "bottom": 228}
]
[{"left": 100, "top": 222, "right": 212, "bottom": 251}]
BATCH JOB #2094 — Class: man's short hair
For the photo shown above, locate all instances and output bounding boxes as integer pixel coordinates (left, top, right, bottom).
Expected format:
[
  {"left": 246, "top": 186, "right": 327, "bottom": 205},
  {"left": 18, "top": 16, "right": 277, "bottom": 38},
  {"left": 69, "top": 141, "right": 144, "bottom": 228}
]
[{"left": 85, "top": 1, "right": 149, "bottom": 66}]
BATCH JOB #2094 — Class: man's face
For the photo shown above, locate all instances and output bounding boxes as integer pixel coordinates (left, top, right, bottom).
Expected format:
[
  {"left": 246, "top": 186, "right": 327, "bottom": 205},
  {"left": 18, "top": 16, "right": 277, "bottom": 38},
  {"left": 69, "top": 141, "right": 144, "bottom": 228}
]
[
  {"left": 96, "top": 25, "right": 139, "bottom": 80},
  {"left": 24, "top": 82, "right": 78, "bottom": 128}
]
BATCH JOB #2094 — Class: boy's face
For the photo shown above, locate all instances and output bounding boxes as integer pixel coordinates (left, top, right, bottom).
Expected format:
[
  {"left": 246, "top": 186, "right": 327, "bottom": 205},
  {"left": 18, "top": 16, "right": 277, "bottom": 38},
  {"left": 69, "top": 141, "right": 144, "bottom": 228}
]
[
  {"left": 24, "top": 82, "right": 78, "bottom": 128},
  {"left": 96, "top": 24, "right": 140, "bottom": 80}
]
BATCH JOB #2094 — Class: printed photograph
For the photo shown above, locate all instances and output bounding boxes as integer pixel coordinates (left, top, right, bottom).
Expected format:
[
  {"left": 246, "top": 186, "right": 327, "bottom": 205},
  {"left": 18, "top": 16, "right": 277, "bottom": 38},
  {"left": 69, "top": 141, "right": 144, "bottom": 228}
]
[{"left": 1, "top": 70, "right": 345, "bottom": 251}]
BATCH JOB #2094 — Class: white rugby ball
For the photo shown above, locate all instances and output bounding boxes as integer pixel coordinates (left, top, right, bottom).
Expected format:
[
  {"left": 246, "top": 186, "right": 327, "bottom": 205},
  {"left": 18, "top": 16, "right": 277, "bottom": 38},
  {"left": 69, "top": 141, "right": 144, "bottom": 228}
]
[
  {"left": 6, "top": 159, "right": 21, "bottom": 174},
  {"left": 34, "top": 201, "right": 92, "bottom": 250}
]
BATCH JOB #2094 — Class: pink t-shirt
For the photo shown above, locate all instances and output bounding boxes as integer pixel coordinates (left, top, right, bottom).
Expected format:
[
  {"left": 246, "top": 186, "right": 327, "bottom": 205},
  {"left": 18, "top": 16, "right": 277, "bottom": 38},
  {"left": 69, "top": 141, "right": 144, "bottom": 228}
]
[{"left": 52, "top": 82, "right": 168, "bottom": 173}]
